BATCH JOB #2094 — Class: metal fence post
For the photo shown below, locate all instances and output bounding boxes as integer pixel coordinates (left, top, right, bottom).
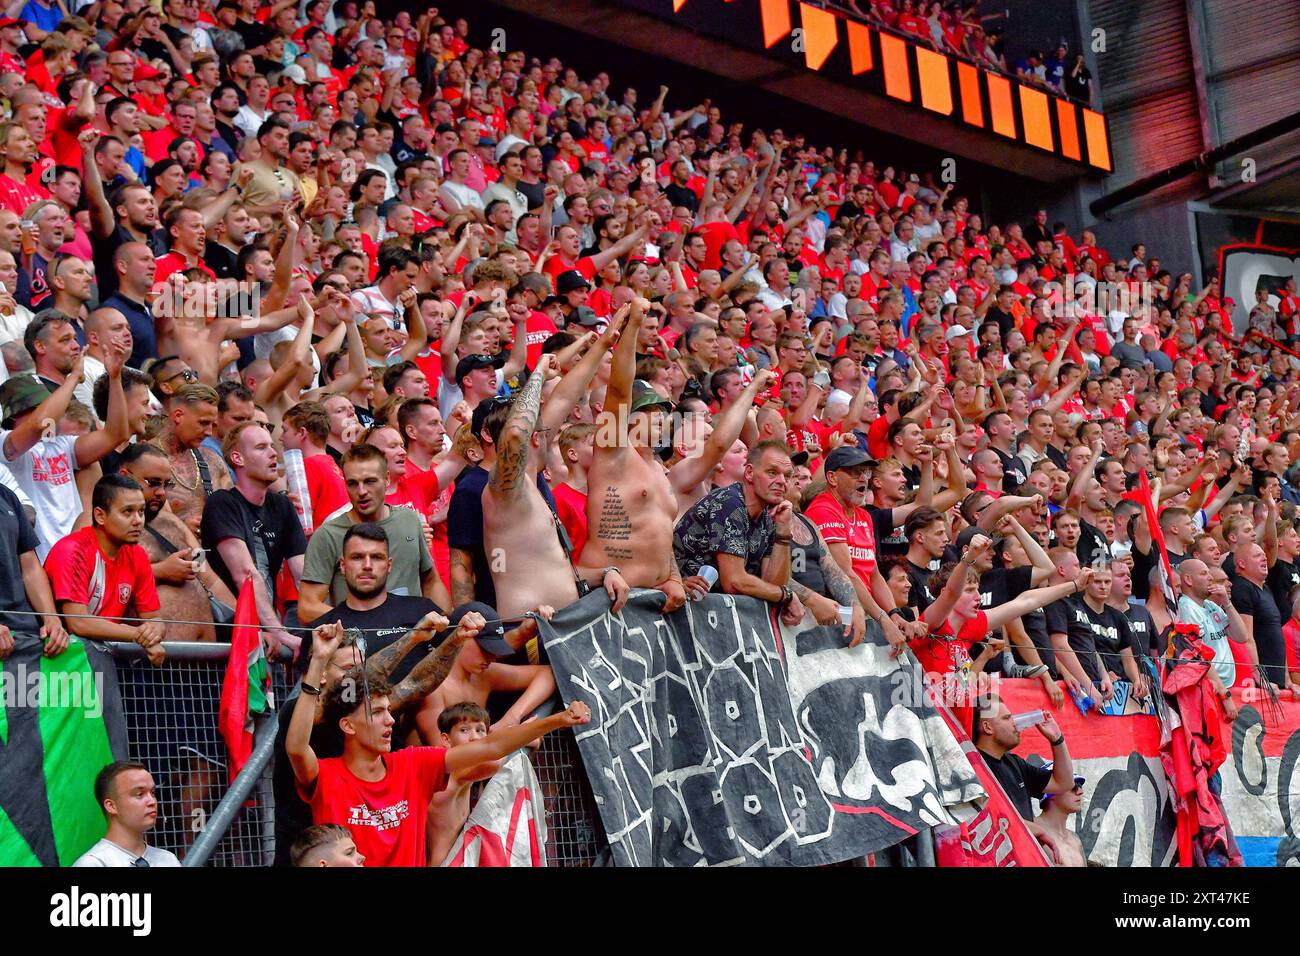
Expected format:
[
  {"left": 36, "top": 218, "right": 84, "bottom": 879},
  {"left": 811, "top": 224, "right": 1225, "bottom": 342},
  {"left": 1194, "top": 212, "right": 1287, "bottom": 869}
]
[{"left": 183, "top": 714, "right": 280, "bottom": 867}]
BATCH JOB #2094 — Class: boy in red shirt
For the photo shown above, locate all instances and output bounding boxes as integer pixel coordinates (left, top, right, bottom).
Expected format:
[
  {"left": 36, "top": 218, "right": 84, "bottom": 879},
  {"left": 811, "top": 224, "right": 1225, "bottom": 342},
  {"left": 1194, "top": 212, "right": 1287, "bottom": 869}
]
[
  {"left": 287, "top": 622, "right": 591, "bottom": 868},
  {"left": 44, "top": 475, "right": 164, "bottom": 664}
]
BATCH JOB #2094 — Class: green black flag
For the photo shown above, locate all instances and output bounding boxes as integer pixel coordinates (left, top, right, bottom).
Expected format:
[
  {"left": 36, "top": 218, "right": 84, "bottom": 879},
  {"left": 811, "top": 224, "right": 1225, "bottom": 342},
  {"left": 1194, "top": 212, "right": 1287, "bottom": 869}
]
[{"left": 0, "top": 636, "right": 126, "bottom": 866}]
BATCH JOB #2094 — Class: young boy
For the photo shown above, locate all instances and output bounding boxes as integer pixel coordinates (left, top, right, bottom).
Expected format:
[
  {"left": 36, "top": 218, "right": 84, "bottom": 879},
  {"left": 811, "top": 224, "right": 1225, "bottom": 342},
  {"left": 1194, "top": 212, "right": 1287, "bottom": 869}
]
[
  {"left": 1035, "top": 775, "right": 1087, "bottom": 867},
  {"left": 426, "top": 701, "right": 496, "bottom": 866},
  {"left": 287, "top": 621, "right": 590, "bottom": 867},
  {"left": 290, "top": 824, "right": 366, "bottom": 867}
]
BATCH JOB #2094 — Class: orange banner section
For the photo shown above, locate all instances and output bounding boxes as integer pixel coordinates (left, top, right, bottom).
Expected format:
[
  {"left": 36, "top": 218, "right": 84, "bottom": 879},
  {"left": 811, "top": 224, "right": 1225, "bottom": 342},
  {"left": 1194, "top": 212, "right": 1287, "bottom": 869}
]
[
  {"left": 1019, "top": 85, "right": 1053, "bottom": 151},
  {"left": 986, "top": 73, "right": 1016, "bottom": 139},
  {"left": 1083, "top": 108, "right": 1112, "bottom": 171},
  {"left": 799, "top": 3, "right": 838, "bottom": 70},
  {"left": 956, "top": 61, "right": 983, "bottom": 127},
  {"left": 759, "top": 0, "right": 791, "bottom": 47},
  {"left": 1056, "top": 98, "right": 1081, "bottom": 160},
  {"left": 915, "top": 46, "right": 952, "bottom": 115},
  {"left": 879, "top": 31, "right": 911, "bottom": 101},
  {"left": 845, "top": 20, "right": 872, "bottom": 74}
]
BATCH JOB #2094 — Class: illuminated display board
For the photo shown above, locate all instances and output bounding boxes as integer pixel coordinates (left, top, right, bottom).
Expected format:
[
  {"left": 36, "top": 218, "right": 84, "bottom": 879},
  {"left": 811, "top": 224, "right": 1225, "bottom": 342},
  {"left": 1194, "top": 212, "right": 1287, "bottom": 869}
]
[{"left": 637, "top": 0, "right": 1111, "bottom": 172}]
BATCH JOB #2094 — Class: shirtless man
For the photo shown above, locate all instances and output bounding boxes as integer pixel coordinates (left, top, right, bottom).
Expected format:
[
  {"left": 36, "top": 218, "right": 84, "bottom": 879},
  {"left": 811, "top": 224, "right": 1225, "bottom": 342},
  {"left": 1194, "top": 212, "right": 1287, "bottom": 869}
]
[
  {"left": 154, "top": 383, "right": 233, "bottom": 534},
  {"left": 477, "top": 312, "right": 626, "bottom": 617},
  {"left": 578, "top": 297, "right": 688, "bottom": 612},
  {"left": 118, "top": 443, "right": 236, "bottom": 642},
  {"left": 1035, "top": 775, "right": 1088, "bottom": 867}
]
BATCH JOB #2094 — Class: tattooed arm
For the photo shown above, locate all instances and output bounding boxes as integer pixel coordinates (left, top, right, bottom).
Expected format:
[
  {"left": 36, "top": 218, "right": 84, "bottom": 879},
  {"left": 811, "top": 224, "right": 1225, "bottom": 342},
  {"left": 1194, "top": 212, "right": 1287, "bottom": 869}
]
[
  {"left": 449, "top": 548, "right": 477, "bottom": 607},
  {"left": 381, "top": 610, "right": 488, "bottom": 715},
  {"left": 489, "top": 354, "right": 554, "bottom": 496}
]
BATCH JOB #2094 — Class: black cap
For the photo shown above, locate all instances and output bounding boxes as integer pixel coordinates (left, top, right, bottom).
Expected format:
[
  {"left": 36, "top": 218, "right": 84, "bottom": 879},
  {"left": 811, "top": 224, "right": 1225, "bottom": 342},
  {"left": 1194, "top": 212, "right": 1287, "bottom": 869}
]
[
  {"left": 441, "top": 602, "right": 513, "bottom": 657},
  {"left": 569, "top": 306, "right": 601, "bottom": 327},
  {"left": 555, "top": 270, "right": 590, "bottom": 296},
  {"left": 790, "top": 450, "right": 810, "bottom": 467},
  {"left": 955, "top": 526, "right": 992, "bottom": 550},
  {"left": 455, "top": 352, "right": 496, "bottom": 386},
  {"left": 823, "top": 446, "right": 873, "bottom": 473}
]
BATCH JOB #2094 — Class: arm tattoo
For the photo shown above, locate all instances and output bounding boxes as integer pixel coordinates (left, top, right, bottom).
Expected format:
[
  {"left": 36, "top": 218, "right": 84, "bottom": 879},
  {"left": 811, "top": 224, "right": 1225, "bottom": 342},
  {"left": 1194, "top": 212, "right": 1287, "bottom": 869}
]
[
  {"left": 449, "top": 549, "right": 476, "bottom": 606},
  {"left": 365, "top": 630, "right": 421, "bottom": 682},
  {"left": 390, "top": 640, "right": 464, "bottom": 714},
  {"left": 818, "top": 551, "right": 859, "bottom": 608},
  {"left": 490, "top": 370, "right": 546, "bottom": 494}
]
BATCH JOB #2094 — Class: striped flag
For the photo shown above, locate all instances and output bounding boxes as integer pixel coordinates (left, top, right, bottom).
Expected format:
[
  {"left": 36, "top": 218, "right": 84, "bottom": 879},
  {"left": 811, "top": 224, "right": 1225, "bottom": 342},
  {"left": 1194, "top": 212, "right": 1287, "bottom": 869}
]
[
  {"left": 1126, "top": 470, "right": 1179, "bottom": 615},
  {"left": 218, "top": 579, "right": 270, "bottom": 782}
]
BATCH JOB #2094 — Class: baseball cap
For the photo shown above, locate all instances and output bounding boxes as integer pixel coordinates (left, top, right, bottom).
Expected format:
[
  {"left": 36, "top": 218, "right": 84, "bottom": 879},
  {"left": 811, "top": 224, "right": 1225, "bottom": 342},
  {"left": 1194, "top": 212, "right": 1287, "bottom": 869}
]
[
  {"left": 945, "top": 325, "right": 971, "bottom": 342},
  {"left": 0, "top": 375, "right": 50, "bottom": 428},
  {"left": 790, "top": 450, "right": 810, "bottom": 468},
  {"left": 555, "top": 270, "right": 590, "bottom": 296},
  {"left": 955, "top": 525, "right": 993, "bottom": 550},
  {"left": 134, "top": 63, "right": 162, "bottom": 81},
  {"left": 569, "top": 306, "right": 601, "bottom": 327},
  {"left": 629, "top": 389, "right": 673, "bottom": 415},
  {"left": 441, "top": 602, "right": 513, "bottom": 657},
  {"left": 907, "top": 173, "right": 920, "bottom": 183},
  {"left": 823, "top": 446, "right": 873, "bottom": 473},
  {"left": 0, "top": 16, "right": 24, "bottom": 29},
  {"left": 454, "top": 352, "right": 496, "bottom": 386}
]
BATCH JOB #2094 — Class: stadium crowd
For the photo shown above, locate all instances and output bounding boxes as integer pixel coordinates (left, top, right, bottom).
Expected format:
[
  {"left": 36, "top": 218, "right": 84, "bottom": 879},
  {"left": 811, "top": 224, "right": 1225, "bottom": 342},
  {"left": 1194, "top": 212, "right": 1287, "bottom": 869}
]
[{"left": 0, "top": 0, "right": 1290, "bottom": 868}]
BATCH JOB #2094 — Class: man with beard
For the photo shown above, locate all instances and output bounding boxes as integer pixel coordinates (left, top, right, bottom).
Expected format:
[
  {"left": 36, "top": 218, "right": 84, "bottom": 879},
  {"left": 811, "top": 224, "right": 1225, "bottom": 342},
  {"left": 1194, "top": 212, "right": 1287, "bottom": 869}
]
[
  {"left": 298, "top": 443, "right": 443, "bottom": 626},
  {"left": 151, "top": 382, "right": 233, "bottom": 535},
  {"left": 237, "top": 117, "right": 302, "bottom": 221},
  {"left": 43, "top": 475, "right": 164, "bottom": 664},
  {"left": 117, "top": 442, "right": 236, "bottom": 642},
  {"left": 0, "top": 122, "right": 49, "bottom": 217},
  {"left": 153, "top": 206, "right": 215, "bottom": 284}
]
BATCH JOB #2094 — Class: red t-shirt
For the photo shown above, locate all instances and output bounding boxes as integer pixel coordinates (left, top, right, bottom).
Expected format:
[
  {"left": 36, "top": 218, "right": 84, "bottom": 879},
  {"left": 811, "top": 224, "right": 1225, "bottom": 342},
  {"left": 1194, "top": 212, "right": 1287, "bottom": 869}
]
[
  {"left": 405, "top": 460, "right": 451, "bottom": 586},
  {"left": 153, "top": 252, "right": 216, "bottom": 285},
  {"left": 524, "top": 310, "right": 558, "bottom": 367},
  {"left": 804, "top": 489, "right": 879, "bottom": 584},
  {"left": 866, "top": 415, "right": 892, "bottom": 461},
  {"left": 302, "top": 746, "right": 448, "bottom": 867},
  {"left": 697, "top": 220, "right": 741, "bottom": 271},
  {"left": 552, "top": 482, "right": 588, "bottom": 563},
  {"left": 0, "top": 172, "right": 49, "bottom": 216},
  {"left": 304, "top": 453, "right": 349, "bottom": 531},
  {"left": 543, "top": 254, "right": 596, "bottom": 288},
  {"left": 912, "top": 610, "right": 986, "bottom": 677},
  {"left": 45, "top": 526, "right": 160, "bottom": 619},
  {"left": 388, "top": 469, "right": 440, "bottom": 515}
]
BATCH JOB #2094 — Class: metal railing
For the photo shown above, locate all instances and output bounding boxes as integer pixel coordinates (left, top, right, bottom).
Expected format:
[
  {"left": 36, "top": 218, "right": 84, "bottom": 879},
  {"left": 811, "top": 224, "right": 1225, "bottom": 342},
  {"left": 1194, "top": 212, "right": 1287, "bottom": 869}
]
[{"left": 105, "top": 642, "right": 606, "bottom": 867}]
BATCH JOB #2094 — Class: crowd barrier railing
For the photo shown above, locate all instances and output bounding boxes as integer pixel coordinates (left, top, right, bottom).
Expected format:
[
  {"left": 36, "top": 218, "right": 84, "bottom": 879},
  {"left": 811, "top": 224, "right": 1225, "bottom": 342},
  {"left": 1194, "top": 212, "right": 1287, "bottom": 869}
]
[{"left": 104, "top": 642, "right": 606, "bottom": 867}]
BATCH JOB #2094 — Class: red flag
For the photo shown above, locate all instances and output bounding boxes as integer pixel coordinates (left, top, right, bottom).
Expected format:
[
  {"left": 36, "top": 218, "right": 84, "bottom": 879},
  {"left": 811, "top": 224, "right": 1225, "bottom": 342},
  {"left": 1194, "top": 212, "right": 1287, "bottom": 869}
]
[
  {"left": 1124, "top": 470, "right": 1179, "bottom": 615},
  {"left": 218, "top": 579, "right": 270, "bottom": 783}
]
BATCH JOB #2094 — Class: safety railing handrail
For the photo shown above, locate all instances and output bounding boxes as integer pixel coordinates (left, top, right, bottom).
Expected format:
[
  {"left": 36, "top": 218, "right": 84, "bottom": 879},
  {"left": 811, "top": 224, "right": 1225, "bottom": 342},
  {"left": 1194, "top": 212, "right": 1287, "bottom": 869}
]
[
  {"left": 102, "top": 640, "right": 295, "bottom": 664},
  {"left": 183, "top": 714, "right": 280, "bottom": 867}
]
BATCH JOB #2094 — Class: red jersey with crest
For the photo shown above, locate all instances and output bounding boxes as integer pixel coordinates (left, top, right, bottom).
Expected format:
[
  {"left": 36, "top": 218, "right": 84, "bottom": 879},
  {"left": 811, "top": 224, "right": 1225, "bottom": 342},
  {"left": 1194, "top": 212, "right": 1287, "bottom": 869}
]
[{"left": 45, "top": 526, "right": 160, "bottom": 620}]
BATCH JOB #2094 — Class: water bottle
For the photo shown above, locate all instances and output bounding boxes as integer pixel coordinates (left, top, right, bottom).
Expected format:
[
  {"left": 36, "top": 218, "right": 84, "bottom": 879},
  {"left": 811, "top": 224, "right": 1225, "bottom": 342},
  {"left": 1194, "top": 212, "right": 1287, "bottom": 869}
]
[
  {"left": 282, "top": 448, "right": 313, "bottom": 534},
  {"left": 695, "top": 565, "right": 719, "bottom": 600},
  {"left": 1070, "top": 686, "right": 1095, "bottom": 716}
]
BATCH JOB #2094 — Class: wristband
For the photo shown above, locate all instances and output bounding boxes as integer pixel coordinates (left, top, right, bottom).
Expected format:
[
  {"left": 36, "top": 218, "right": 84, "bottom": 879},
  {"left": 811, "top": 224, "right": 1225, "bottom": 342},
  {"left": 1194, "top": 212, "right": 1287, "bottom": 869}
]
[
  {"left": 301, "top": 681, "right": 322, "bottom": 697},
  {"left": 1047, "top": 734, "right": 1065, "bottom": 747},
  {"left": 778, "top": 585, "right": 793, "bottom": 607},
  {"left": 773, "top": 535, "right": 793, "bottom": 545},
  {"left": 601, "top": 566, "right": 622, "bottom": 579}
]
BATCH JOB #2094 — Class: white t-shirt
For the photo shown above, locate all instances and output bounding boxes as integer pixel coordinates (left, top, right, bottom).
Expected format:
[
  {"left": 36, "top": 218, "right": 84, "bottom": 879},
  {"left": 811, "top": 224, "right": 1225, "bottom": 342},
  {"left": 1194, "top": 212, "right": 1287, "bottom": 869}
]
[
  {"left": 0, "top": 459, "right": 33, "bottom": 510},
  {"left": 1176, "top": 595, "right": 1235, "bottom": 686},
  {"left": 440, "top": 180, "right": 485, "bottom": 214},
  {"left": 0, "top": 431, "right": 80, "bottom": 559},
  {"left": 72, "top": 838, "right": 181, "bottom": 868},
  {"left": 437, "top": 368, "right": 505, "bottom": 420},
  {"left": 350, "top": 286, "right": 400, "bottom": 328}
]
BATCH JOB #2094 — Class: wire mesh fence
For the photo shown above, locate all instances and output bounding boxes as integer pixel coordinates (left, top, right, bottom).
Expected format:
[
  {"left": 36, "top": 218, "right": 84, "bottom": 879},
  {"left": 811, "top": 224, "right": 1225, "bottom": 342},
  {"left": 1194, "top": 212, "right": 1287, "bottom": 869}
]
[{"left": 107, "top": 643, "right": 606, "bottom": 867}]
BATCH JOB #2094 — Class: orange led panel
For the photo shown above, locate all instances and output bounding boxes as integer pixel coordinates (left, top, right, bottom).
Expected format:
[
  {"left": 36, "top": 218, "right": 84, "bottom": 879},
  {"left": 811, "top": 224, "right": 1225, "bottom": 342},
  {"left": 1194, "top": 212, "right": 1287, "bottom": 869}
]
[
  {"left": 1018, "top": 85, "right": 1053, "bottom": 151},
  {"left": 986, "top": 73, "right": 1016, "bottom": 138},
  {"left": 1082, "top": 108, "right": 1111, "bottom": 170},
  {"left": 879, "top": 32, "right": 911, "bottom": 101},
  {"left": 1055, "top": 98, "right": 1081, "bottom": 160},
  {"left": 846, "top": 20, "right": 872, "bottom": 74},
  {"left": 915, "top": 47, "right": 952, "bottom": 115},
  {"left": 799, "top": 3, "right": 838, "bottom": 70},
  {"left": 759, "top": 0, "right": 791, "bottom": 47},
  {"left": 956, "top": 61, "right": 983, "bottom": 127}
]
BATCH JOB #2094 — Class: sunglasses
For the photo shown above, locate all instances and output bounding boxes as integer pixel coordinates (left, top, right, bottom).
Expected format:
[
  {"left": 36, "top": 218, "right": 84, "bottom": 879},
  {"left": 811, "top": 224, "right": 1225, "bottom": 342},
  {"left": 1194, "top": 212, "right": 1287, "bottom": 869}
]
[{"left": 161, "top": 368, "right": 199, "bottom": 385}]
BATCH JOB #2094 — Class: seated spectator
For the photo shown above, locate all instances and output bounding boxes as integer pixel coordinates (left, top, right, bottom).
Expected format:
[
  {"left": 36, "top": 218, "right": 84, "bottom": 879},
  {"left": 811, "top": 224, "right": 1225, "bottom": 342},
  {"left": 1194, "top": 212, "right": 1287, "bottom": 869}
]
[
  {"left": 72, "top": 760, "right": 180, "bottom": 867},
  {"left": 44, "top": 474, "right": 165, "bottom": 664}
]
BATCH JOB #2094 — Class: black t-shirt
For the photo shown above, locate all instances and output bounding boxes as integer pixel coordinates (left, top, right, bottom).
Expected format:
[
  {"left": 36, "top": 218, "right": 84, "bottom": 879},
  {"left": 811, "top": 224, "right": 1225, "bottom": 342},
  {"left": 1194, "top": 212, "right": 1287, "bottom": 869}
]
[
  {"left": 200, "top": 487, "right": 307, "bottom": 603},
  {"left": 868, "top": 506, "right": 904, "bottom": 560},
  {"left": 1075, "top": 518, "right": 1110, "bottom": 568},
  {"left": 1018, "top": 603, "right": 1056, "bottom": 674},
  {"left": 993, "top": 448, "right": 1028, "bottom": 489},
  {"left": 0, "top": 486, "right": 38, "bottom": 634},
  {"left": 1268, "top": 558, "right": 1300, "bottom": 622},
  {"left": 447, "top": 465, "right": 556, "bottom": 608},
  {"left": 1124, "top": 601, "right": 1159, "bottom": 658},
  {"left": 1231, "top": 577, "right": 1287, "bottom": 682},
  {"left": 1065, "top": 596, "right": 1134, "bottom": 683},
  {"left": 517, "top": 179, "right": 546, "bottom": 211},
  {"left": 299, "top": 594, "right": 443, "bottom": 683},
  {"left": 981, "top": 749, "right": 1052, "bottom": 821},
  {"left": 1131, "top": 542, "right": 1155, "bottom": 601},
  {"left": 980, "top": 565, "right": 1032, "bottom": 654},
  {"left": 905, "top": 557, "right": 938, "bottom": 612},
  {"left": 665, "top": 182, "right": 698, "bottom": 213},
  {"left": 985, "top": 306, "right": 1016, "bottom": 342},
  {"left": 272, "top": 693, "right": 342, "bottom": 867},
  {"left": 204, "top": 242, "right": 240, "bottom": 281},
  {"left": 1045, "top": 445, "right": 1068, "bottom": 470}
]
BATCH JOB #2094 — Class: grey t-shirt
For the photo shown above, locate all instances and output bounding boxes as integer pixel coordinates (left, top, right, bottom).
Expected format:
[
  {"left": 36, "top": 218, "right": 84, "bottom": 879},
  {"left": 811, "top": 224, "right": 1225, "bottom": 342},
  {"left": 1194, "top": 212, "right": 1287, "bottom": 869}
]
[{"left": 301, "top": 507, "right": 433, "bottom": 610}]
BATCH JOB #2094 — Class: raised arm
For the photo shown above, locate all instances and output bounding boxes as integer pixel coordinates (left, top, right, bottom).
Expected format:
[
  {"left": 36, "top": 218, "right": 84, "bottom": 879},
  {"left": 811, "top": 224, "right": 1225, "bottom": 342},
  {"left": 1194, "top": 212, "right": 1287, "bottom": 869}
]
[
  {"left": 983, "top": 573, "right": 1088, "bottom": 632},
  {"left": 444, "top": 701, "right": 591, "bottom": 777},
  {"left": 541, "top": 307, "right": 628, "bottom": 431},
  {"left": 254, "top": 296, "right": 315, "bottom": 406},
  {"left": 395, "top": 287, "right": 429, "bottom": 363},
  {"left": 922, "top": 539, "right": 987, "bottom": 629},
  {"left": 73, "top": 342, "right": 129, "bottom": 467},
  {"left": 440, "top": 292, "right": 478, "bottom": 385},
  {"left": 488, "top": 354, "right": 553, "bottom": 496},
  {"left": 670, "top": 368, "right": 775, "bottom": 492},
  {"left": 588, "top": 223, "right": 649, "bottom": 274},
  {"left": 605, "top": 296, "right": 647, "bottom": 421}
]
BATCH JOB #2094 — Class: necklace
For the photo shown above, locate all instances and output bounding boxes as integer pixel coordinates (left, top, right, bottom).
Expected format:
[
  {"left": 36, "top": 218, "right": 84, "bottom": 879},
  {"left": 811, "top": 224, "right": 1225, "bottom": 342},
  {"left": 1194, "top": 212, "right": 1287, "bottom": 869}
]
[{"left": 153, "top": 437, "right": 201, "bottom": 491}]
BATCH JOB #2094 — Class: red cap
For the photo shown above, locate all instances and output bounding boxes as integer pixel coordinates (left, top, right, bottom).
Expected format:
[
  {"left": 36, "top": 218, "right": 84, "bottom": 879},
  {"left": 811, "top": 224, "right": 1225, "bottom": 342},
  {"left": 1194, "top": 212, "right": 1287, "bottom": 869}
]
[
  {"left": 134, "top": 63, "right": 162, "bottom": 81},
  {"left": 0, "top": 17, "right": 23, "bottom": 29}
]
